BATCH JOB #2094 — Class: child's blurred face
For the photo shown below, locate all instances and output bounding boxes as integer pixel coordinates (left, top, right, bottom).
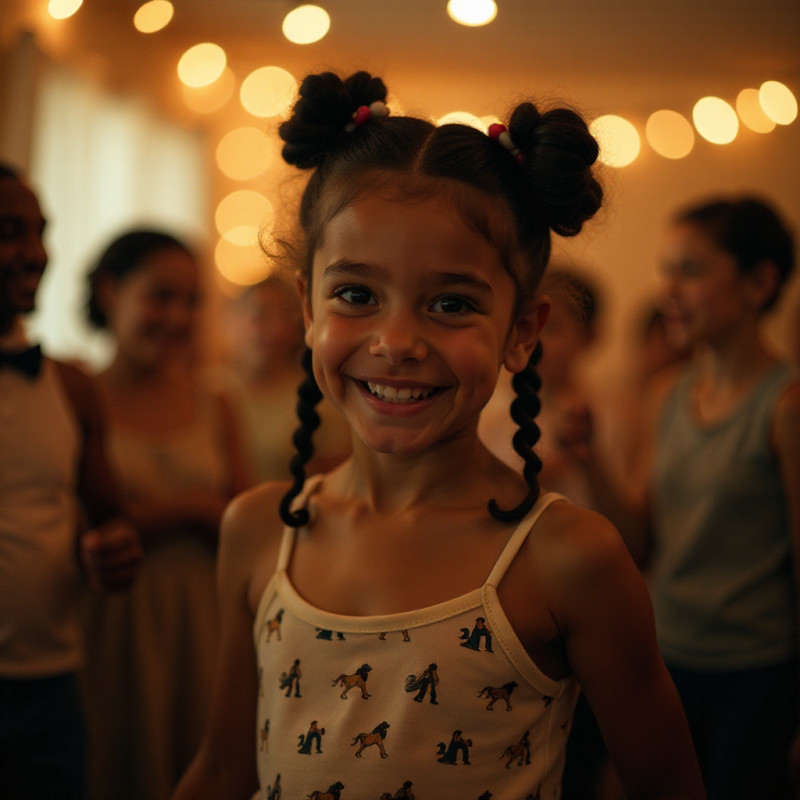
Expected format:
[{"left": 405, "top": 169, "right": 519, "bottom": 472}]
[
  {"left": 659, "top": 222, "right": 757, "bottom": 350},
  {"left": 230, "top": 282, "right": 304, "bottom": 370},
  {"left": 105, "top": 247, "right": 199, "bottom": 368},
  {"left": 538, "top": 298, "right": 592, "bottom": 390},
  {"left": 0, "top": 177, "right": 47, "bottom": 324},
  {"left": 301, "top": 189, "right": 542, "bottom": 456}
]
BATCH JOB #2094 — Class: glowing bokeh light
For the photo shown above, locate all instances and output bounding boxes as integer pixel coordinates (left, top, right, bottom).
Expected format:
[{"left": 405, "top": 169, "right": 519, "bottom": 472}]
[
  {"left": 177, "top": 43, "right": 227, "bottom": 88},
  {"left": 182, "top": 67, "right": 236, "bottom": 114},
  {"left": 216, "top": 127, "right": 272, "bottom": 180},
  {"left": 215, "top": 238, "right": 272, "bottom": 286},
  {"left": 435, "top": 111, "right": 484, "bottom": 129},
  {"left": 590, "top": 114, "right": 641, "bottom": 167},
  {"left": 759, "top": 81, "right": 798, "bottom": 125},
  {"left": 692, "top": 96, "right": 739, "bottom": 144},
  {"left": 447, "top": 0, "right": 497, "bottom": 26},
  {"left": 215, "top": 190, "right": 274, "bottom": 246},
  {"left": 645, "top": 109, "right": 694, "bottom": 159},
  {"left": 282, "top": 5, "right": 331, "bottom": 44},
  {"left": 240, "top": 66, "right": 297, "bottom": 118},
  {"left": 48, "top": 0, "right": 83, "bottom": 19},
  {"left": 133, "top": 1, "right": 174, "bottom": 33},
  {"left": 736, "top": 88, "right": 776, "bottom": 133}
]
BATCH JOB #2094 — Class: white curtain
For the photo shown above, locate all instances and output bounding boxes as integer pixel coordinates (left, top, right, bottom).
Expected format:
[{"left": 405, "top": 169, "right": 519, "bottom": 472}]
[{"left": 26, "top": 60, "right": 209, "bottom": 368}]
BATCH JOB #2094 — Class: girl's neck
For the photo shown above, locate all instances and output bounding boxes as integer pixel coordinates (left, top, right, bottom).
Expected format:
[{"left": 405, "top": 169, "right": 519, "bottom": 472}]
[
  {"left": 332, "top": 434, "right": 517, "bottom": 515},
  {"left": 694, "top": 328, "right": 773, "bottom": 389}
]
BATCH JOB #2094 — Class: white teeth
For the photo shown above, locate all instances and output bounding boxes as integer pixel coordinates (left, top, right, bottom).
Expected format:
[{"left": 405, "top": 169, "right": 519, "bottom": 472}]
[{"left": 366, "top": 381, "right": 435, "bottom": 403}]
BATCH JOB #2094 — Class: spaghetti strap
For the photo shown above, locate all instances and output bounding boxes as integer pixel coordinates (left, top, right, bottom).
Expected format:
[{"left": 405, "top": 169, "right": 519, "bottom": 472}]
[
  {"left": 486, "top": 491, "right": 566, "bottom": 587},
  {"left": 274, "top": 474, "right": 325, "bottom": 572}
]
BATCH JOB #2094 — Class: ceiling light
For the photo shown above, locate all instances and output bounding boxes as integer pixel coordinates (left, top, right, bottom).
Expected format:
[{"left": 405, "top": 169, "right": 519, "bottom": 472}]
[
  {"left": 447, "top": 0, "right": 497, "bottom": 27},
  {"left": 282, "top": 5, "right": 330, "bottom": 44}
]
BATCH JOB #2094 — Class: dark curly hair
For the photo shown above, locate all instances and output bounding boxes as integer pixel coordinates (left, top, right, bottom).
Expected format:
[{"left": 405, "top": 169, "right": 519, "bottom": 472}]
[{"left": 276, "top": 70, "right": 603, "bottom": 526}]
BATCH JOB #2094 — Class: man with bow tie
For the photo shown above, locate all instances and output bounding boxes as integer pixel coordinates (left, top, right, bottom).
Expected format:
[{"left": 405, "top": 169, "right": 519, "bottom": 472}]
[{"left": 0, "top": 163, "right": 142, "bottom": 800}]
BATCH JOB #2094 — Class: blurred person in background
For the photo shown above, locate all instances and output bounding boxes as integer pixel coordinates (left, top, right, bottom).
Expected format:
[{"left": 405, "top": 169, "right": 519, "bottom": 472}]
[
  {"left": 0, "top": 163, "right": 141, "bottom": 800},
  {"left": 215, "top": 274, "right": 351, "bottom": 483},
  {"left": 81, "top": 229, "right": 249, "bottom": 800},
  {"left": 563, "top": 195, "right": 800, "bottom": 799}
]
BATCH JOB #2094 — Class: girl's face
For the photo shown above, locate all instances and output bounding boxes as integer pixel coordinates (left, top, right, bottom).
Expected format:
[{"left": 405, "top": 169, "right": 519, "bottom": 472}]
[
  {"left": 659, "top": 222, "right": 761, "bottom": 350},
  {"left": 538, "top": 298, "right": 592, "bottom": 391},
  {"left": 301, "top": 190, "right": 545, "bottom": 457},
  {"left": 104, "top": 246, "right": 199, "bottom": 368}
]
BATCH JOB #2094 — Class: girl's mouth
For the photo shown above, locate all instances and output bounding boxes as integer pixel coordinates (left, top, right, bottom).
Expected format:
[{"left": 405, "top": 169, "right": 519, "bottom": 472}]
[{"left": 362, "top": 380, "right": 440, "bottom": 404}]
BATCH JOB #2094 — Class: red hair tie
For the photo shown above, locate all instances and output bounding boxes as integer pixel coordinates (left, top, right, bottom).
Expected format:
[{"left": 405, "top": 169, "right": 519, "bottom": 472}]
[{"left": 488, "top": 122, "right": 523, "bottom": 163}]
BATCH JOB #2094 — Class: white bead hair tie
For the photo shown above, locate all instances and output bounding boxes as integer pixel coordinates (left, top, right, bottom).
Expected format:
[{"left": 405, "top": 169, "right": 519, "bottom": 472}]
[
  {"left": 344, "top": 100, "right": 390, "bottom": 132},
  {"left": 488, "top": 122, "right": 523, "bottom": 163}
]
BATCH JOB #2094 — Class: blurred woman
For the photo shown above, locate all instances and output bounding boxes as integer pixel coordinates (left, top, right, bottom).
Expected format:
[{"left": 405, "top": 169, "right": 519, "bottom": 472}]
[{"left": 81, "top": 230, "right": 249, "bottom": 800}]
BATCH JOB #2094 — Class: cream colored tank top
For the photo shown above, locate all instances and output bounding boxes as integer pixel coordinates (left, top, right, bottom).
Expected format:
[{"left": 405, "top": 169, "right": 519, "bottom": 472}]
[{"left": 254, "top": 481, "right": 577, "bottom": 800}]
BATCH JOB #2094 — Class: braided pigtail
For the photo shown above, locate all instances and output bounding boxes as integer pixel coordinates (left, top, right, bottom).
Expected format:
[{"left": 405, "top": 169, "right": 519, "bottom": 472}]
[
  {"left": 279, "top": 348, "right": 323, "bottom": 527},
  {"left": 488, "top": 341, "right": 544, "bottom": 522}
]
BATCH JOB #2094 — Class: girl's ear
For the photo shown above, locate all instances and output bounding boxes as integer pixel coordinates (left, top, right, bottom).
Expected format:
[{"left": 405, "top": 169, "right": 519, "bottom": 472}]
[
  {"left": 296, "top": 272, "right": 314, "bottom": 348},
  {"left": 503, "top": 295, "right": 550, "bottom": 373}
]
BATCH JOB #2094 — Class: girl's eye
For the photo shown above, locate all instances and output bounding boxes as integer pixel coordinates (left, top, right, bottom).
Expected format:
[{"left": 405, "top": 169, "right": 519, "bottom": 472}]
[
  {"left": 334, "top": 285, "right": 377, "bottom": 306},
  {"left": 430, "top": 295, "right": 477, "bottom": 315}
]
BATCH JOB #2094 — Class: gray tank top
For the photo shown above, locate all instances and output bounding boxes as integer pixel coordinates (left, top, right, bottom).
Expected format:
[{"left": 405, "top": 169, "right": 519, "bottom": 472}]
[{"left": 652, "top": 361, "right": 798, "bottom": 670}]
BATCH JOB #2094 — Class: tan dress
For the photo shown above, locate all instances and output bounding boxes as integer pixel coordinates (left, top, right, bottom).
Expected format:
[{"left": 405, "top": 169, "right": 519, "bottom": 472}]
[{"left": 80, "top": 395, "right": 230, "bottom": 800}]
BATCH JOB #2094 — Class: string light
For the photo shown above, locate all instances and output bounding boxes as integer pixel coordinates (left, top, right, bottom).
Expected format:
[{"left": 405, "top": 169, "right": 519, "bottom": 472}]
[
  {"left": 48, "top": 0, "right": 83, "bottom": 19},
  {"left": 133, "top": 1, "right": 174, "bottom": 33},
  {"left": 447, "top": 0, "right": 497, "bottom": 26},
  {"left": 282, "top": 5, "right": 330, "bottom": 44}
]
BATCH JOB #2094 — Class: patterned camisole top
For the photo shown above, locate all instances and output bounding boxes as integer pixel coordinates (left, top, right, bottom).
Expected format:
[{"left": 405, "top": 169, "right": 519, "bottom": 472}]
[{"left": 254, "top": 478, "right": 578, "bottom": 800}]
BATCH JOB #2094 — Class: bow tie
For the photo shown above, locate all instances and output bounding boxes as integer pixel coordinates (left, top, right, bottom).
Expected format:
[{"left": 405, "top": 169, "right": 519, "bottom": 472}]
[{"left": 0, "top": 345, "right": 43, "bottom": 378}]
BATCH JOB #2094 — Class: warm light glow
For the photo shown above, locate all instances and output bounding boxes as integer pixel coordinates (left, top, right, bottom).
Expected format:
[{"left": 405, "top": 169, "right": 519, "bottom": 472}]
[
  {"left": 182, "top": 67, "right": 236, "bottom": 114},
  {"left": 759, "top": 80, "right": 798, "bottom": 125},
  {"left": 447, "top": 0, "right": 497, "bottom": 26},
  {"left": 215, "top": 238, "right": 272, "bottom": 286},
  {"left": 215, "top": 190, "right": 274, "bottom": 246},
  {"left": 282, "top": 5, "right": 331, "bottom": 44},
  {"left": 133, "top": 1, "right": 174, "bottom": 33},
  {"left": 48, "top": 0, "right": 83, "bottom": 19},
  {"left": 216, "top": 127, "right": 272, "bottom": 180},
  {"left": 436, "top": 111, "right": 484, "bottom": 129},
  {"left": 590, "top": 114, "right": 641, "bottom": 167},
  {"left": 177, "top": 43, "right": 227, "bottom": 88},
  {"left": 692, "top": 96, "right": 739, "bottom": 144},
  {"left": 240, "top": 66, "right": 297, "bottom": 118},
  {"left": 645, "top": 109, "right": 694, "bottom": 159},
  {"left": 736, "top": 88, "right": 776, "bottom": 133}
]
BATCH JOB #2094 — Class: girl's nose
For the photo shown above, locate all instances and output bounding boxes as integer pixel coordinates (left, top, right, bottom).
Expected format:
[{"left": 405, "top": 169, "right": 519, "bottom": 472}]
[{"left": 369, "top": 313, "right": 428, "bottom": 364}]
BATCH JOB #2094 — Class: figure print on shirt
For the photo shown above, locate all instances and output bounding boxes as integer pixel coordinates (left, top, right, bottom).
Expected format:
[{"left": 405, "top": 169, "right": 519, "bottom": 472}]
[
  {"left": 404, "top": 662, "right": 439, "bottom": 705},
  {"left": 333, "top": 663, "right": 372, "bottom": 699},
  {"left": 379, "top": 780, "right": 414, "bottom": 799},
  {"left": 265, "top": 772, "right": 281, "bottom": 800},
  {"left": 317, "top": 628, "right": 346, "bottom": 641},
  {"left": 501, "top": 729, "right": 532, "bottom": 768},
  {"left": 459, "top": 616, "right": 494, "bottom": 652},
  {"left": 259, "top": 718, "right": 269, "bottom": 751},
  {"left": 298, "top": 720, "right": 326, "bottom": 754},
  {"left": 279, "top": 658, "right": 302, "bottom": 697},
  {"left": 264, "top": 608, "right": 284, "bottom": 642},
  {"left": 477, "top": 680, "right": 518, "bottom": 710},
  {"left": 352, "top": 721, "right": 390, "bottom": 758},
  {"left": 308, "top": 781, "right": 345, "bottom": 800},
  {"left": 378, "top": 629, "right": 410, "bottom": 642},
  {"left": 436, "top": 729, "right": 472, "bottom": 764}
]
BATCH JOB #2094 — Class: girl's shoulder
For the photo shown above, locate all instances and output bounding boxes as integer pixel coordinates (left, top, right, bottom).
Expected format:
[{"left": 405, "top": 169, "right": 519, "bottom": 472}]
[{"left": 219, "top": 480, "right": 292, "bottom": 614}]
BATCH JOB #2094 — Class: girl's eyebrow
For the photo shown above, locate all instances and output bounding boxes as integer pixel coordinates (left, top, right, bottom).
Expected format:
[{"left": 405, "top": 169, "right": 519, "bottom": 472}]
[{"left": 322, "top": 259, "right": 494, "bottom": 294}]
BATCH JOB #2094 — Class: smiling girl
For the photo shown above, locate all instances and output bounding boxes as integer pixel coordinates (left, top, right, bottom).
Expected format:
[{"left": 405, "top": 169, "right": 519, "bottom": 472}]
[{"left": 173, "top": 71, "right": 704, "bottom": 800}]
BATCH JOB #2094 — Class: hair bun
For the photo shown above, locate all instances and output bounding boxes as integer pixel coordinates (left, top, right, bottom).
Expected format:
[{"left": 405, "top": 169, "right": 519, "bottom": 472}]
[
  {"left": 508, "top": 102, "right": 602, "bottom": 237},
  {"left": 279, "top": 71, "right": 388, "bottom": 169}
]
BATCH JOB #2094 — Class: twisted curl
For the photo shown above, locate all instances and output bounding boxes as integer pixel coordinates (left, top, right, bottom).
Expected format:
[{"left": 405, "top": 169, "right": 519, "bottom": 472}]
[
  {"left": 279, "top": 347, "right": 323, "bottom": 528},
  {"left": 488, "top": 341, "right": 544, "bottom": 523}
]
